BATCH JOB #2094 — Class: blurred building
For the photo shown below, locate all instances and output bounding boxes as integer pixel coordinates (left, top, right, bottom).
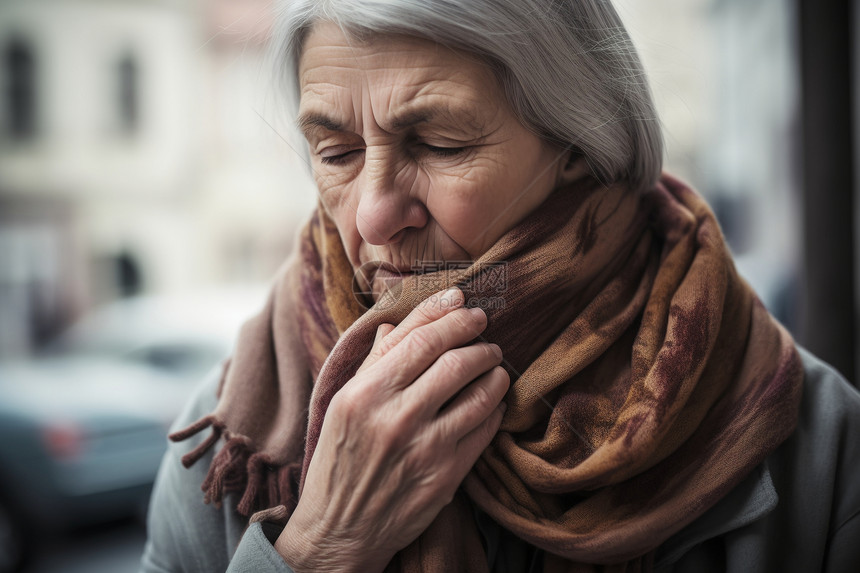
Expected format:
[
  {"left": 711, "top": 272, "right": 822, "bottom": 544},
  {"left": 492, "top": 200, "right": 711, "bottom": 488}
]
[
  {"left": 704, "top": 0, "right": 800, "bottom": 333},
  {"left": 617, "top": 0, "right": 801, "bottom": 332},
  {"left": 0, "top": 0, "right": 317, "bottom": 358},
  {"left": 0, "top": 0, "right": 817, "bottom": 359}
]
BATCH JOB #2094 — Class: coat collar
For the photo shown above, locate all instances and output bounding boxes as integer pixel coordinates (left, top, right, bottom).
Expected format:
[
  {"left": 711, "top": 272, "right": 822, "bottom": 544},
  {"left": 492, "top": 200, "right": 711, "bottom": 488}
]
[{"left": 654, "top": 459, "right": 778, "bottom": 569}]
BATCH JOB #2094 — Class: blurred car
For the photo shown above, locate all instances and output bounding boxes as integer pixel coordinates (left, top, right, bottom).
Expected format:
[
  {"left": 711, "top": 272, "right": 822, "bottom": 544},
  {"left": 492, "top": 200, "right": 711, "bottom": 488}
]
[{"left": 0, "top": 286, "right": 265, "bottom": 572}]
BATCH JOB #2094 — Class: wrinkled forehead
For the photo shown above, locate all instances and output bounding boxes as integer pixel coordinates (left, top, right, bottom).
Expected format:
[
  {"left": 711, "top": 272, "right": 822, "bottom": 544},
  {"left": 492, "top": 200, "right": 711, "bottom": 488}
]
[
  {"left": 299, "top": 21, "right": 490, "bottom": 75},
  {"left": 296, "top": 21, "right": 503, "bottom": 135}
]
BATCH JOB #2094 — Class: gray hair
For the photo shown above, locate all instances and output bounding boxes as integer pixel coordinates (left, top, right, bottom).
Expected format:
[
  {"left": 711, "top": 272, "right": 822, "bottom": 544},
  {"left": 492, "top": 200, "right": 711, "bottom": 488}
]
[{"left": 269, "top": 0, "right": 663, "bottom": 193}]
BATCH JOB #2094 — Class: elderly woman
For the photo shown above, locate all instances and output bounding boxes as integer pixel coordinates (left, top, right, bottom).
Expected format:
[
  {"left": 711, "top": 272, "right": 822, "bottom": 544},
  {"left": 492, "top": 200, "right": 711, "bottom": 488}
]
[{"left": 141, "top": 1, "right": 860, "bottom": 572}]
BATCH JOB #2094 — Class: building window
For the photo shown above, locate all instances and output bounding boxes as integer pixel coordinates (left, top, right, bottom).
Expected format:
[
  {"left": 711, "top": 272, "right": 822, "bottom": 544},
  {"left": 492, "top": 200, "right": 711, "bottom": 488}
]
[
  {"left": 5, "top": 38, "right": 37, "bottom": 139},
  {"left": 117, "top": 52, "right": 138, "bottom": 133}
]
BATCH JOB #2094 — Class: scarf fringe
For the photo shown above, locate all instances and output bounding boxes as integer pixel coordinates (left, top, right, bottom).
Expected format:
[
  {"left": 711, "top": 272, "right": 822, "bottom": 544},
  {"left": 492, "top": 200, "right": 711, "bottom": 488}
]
[
  {"left": 201, "top": 435, "right": 251, "bottom": 506},
  {"left": 169, "top": 415, "right": 222, "bottom": 468},
  {"left": 238, "top": 453, "right": 271, "bottom": 515},
  {"left": 169, "top": 415, "right": 301, "bottom": 518},
  {"left": 249, "top": 504, "right": 291, "bottom": 525}
]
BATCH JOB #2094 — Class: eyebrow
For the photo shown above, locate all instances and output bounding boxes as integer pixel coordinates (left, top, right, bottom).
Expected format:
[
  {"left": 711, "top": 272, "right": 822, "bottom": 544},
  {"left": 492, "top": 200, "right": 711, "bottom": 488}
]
[
  {"left": 389, "top": 109, "right": 435, "bottom": 130},
  {"left": 297, "top": 113, "right": 344, "bottom": 136},
  {"left": 297, "top": 107, "right": 469, "bottom": 138}
]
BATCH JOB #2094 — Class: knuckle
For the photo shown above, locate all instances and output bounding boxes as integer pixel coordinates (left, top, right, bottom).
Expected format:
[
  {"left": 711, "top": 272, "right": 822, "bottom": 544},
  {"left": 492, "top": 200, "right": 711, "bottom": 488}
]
[
  {"left": 331, "top": 379, "right": 380, "bottom": 418},
  {"left": 330, "top": 387, "right": 361, "bottom": 416},
  {"left": 407, "top": 325, "right": 444, "bottom": 356},
  {"left": 470, "top": 383, "right": 497, "bottom": 412},
  {"left": 387, "top": 392, "right": 425, "bottom": 428},
  {"left": 394, "top": 396, "right": 423, "bottom": 427},
  {"left": 440, "top": 350, "right": 469, "bottom": 380},
  {"left": 412, "top": 447, "right": 435, "bottom": 471},
  {"left": 378, "top": 418, "right": 406, "bottom": 446},
  {"left": 402, "top": 443, "right": 437, "bottom": 478}
]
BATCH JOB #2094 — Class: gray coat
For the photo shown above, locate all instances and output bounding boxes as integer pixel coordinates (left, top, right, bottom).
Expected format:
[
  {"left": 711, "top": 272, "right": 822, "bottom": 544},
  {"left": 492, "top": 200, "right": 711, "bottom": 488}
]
[{"left": 140, "top": 345, "right": 860, "bottom": 572}]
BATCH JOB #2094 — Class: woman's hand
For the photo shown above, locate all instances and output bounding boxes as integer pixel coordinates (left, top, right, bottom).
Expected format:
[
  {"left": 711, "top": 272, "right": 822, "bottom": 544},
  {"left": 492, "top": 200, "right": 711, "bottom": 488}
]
[{"left": 275, "top": 287, "right": 509, "bottom": 573}]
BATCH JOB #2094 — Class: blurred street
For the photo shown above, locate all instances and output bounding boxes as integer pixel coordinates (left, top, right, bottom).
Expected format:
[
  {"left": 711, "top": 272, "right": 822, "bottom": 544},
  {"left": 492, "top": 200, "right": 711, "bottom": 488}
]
[{"left": 29, "top": 519, "right": 144, "bottom": 573}]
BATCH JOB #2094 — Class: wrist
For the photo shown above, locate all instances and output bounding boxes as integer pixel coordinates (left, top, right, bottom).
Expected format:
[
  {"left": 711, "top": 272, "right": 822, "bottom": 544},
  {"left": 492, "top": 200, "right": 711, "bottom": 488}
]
[
  {"left": 274, "top": 514, "right": 389, "bottom": 573},
  {"left": 274, "top": 519, "right": 325, "bottom": 573}
]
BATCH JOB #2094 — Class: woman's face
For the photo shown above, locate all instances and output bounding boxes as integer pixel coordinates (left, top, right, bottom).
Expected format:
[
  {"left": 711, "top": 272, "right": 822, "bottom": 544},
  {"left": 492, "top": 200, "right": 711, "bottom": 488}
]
[{"left": 298, "top": 22, "right": 574, "bottom": 297}]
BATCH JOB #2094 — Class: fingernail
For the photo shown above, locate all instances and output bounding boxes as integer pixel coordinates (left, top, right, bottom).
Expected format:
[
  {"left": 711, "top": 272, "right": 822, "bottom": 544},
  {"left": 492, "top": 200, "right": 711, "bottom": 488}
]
[
  {"left": 498, "top": 401, "right": 508, "bottom": 414},
  {"left": 468, "top": 307, "right": 486, "bottom": 320},
  {"left": 441, "top": 287, "right": 462, "bottom": 306},
  {"left": 490, "top": 343, "right": 502, "bottom": 359}
]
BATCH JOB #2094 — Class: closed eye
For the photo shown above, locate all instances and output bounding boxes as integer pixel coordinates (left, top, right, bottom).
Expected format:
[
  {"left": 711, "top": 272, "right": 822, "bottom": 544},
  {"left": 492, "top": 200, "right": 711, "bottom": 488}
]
[
  {"left": 423, "top": 144, "right": 468, "bottom": 157},
  {"left": 319, "top": 149, "right": 364, "bottom": 166},
  {"left": 318, "top": 144, "right": 467, "bottom": 166}
]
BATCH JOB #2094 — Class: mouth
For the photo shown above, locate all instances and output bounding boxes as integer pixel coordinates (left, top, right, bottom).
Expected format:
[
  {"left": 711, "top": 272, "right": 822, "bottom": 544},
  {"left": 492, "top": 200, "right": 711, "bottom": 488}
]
[
  {"left": 370, "top": 264, "right": 415, "bottom": 295},
  {"left": 352, "top": 260, "right": 435, "bottom": 308},
  {"left": 354, "top": 260, "right": 450, "bottom": 304}
]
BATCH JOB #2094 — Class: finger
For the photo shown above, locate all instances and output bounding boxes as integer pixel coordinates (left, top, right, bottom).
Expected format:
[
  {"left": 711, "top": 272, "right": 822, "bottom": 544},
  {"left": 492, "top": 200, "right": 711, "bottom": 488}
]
[
  {"left": 437, "top": 366, "right": 510, "bottom": 438},
  {"left": 374, "top": 287, "right": 465, "bottom": 358},
  {"left": 358, "top": 323, "right": 396, "bottom": 374},
  {"left": 404, "top": 343, "right": 503, "bottom": 412},
  {"left": 452, "top": 400, "right": 507, "bottom": 478},
  {"left": 368, "top": 305, "right": 488, "bottom": 388}
]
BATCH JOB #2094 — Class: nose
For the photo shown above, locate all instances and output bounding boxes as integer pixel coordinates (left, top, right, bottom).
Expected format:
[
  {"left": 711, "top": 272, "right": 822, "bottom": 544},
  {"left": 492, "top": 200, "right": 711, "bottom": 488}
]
[{"left": 354, "top": 152, "right": 428, "bottom": 245}]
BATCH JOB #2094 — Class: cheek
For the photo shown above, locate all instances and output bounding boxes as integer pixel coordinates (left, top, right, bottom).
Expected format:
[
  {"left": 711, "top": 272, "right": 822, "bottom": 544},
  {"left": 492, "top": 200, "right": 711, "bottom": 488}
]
[
  {"left": 312, "top": 173, "right": 360, "bottom": 262},
  {"left": 424, "top": 163, "right": 504, "bottom": 253},
  {"left": 427, "top": 150, "right": 556, "bottom": 255},
  {"left": 313, "top": 165, "right": 355, "bottom": 212}
]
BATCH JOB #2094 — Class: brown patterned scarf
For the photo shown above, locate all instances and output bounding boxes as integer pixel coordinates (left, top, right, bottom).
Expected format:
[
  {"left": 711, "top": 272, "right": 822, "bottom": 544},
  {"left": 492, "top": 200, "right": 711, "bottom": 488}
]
[{"left": 170, "top": 172, "right": 804, "bottom": 571}]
